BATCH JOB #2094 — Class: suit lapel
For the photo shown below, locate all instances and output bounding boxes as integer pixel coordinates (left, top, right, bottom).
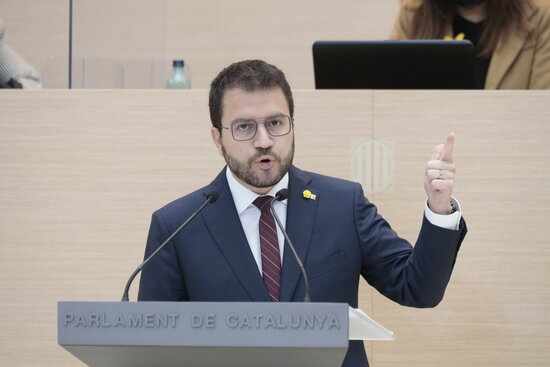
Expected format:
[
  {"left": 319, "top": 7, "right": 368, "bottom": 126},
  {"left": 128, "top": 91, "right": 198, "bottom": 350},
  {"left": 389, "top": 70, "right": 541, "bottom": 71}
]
[
  {"left": 280, "top": 166, "right": 319, "bottom": 302},
  {"left": 200, "top": 168, "right": 270, "bottom": 301},
  {"left": 485, "top": 5, "right": 536, "bottom": 89},
  {"left": 486, "top": 33, "right": 531, "bottom": 89}
]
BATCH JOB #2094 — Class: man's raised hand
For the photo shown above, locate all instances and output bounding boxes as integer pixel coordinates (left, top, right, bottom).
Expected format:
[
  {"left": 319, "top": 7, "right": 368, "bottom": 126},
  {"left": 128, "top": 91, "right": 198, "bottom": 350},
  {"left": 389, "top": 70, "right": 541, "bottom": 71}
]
[{"left": 424, "top": 133, "right": 456, "bottom": 214}]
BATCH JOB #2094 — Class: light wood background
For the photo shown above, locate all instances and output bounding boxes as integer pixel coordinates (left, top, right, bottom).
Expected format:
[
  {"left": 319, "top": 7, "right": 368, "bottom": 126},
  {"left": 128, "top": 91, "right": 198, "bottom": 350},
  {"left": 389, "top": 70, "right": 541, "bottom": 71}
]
[
  {"left": 0, "top": 0, "right": 399, "bottom": 88},
  {"left": 0, "top": 89, "right": 549, "bottom": 366}
]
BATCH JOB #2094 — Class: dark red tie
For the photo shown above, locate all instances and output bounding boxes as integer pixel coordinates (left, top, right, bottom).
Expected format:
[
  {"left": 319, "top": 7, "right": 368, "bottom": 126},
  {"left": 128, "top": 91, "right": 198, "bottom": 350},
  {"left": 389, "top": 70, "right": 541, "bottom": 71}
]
[{"left": 253, "top": 196, "right": 281, "bottom": 302}]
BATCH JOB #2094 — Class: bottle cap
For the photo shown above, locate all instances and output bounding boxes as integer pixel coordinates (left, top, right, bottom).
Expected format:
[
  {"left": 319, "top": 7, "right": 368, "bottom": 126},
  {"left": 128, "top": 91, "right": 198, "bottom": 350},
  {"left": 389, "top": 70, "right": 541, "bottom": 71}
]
[{"left": 173, "top": 60, "right": 184, "bottom": 67}]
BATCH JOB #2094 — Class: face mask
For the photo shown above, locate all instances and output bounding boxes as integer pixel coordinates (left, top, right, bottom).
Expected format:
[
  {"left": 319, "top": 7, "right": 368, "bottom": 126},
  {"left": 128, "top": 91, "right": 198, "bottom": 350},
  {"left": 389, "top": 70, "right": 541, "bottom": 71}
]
[{"left": 454, "top": 0, "right": 484, "bottom": 9}]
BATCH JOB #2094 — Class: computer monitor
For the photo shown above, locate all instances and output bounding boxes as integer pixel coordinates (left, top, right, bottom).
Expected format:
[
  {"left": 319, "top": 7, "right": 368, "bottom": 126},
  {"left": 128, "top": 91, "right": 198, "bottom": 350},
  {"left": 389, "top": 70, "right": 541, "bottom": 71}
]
[{"left": 312, "top": 40, "right": 477, "bottom": 89}]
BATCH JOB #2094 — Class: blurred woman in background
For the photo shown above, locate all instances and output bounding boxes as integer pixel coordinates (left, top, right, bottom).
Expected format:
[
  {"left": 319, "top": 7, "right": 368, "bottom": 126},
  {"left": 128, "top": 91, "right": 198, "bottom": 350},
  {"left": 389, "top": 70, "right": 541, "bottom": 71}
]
[{"left": 390, "top": 0, "right": 550, "bottom": 89}]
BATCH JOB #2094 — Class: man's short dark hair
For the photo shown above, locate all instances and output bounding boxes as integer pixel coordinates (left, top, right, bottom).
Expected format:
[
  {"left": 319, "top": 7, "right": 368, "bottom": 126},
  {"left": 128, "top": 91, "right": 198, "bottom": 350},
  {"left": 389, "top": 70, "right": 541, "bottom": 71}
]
[{"left": 209, "top": 60, "right": 294, "bottom": 129}]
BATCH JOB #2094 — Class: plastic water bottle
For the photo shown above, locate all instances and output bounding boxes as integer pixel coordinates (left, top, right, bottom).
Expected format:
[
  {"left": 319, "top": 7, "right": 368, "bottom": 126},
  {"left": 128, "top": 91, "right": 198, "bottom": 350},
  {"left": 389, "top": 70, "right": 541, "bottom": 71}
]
[{"left": 166, "top": 60, "right": 190, "bottom": 89}]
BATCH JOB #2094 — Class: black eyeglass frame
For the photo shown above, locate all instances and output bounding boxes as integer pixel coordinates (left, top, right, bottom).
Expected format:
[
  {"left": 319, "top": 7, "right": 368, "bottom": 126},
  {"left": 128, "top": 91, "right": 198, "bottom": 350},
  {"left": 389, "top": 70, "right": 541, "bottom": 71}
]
[{"left": 219, "top": 114, "right": 294, "bottom": 141}]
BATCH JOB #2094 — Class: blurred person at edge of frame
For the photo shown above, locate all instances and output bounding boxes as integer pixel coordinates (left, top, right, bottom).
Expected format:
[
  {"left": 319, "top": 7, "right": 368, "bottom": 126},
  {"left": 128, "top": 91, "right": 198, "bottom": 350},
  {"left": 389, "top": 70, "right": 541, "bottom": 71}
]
[
  {"left": 0, "top": 18, "right": 42, "bottom": 89},
  {"left": 390, "top": 0, "right": 550, "bottom": 89}
]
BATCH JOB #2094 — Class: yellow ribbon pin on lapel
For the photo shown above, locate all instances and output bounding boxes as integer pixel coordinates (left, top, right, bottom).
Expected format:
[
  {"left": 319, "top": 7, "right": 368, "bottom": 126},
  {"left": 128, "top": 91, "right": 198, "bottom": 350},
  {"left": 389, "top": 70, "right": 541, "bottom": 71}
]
[{"left": 303, "top": 189, "right": 317, "bottom": 200}]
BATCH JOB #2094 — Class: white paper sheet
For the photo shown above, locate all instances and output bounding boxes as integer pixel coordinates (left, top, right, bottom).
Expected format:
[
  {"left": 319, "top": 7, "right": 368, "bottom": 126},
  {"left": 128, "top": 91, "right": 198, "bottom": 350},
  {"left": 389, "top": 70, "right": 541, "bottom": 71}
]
[{"left": 348, "top": 307, "right": 395, "bottom": 340}]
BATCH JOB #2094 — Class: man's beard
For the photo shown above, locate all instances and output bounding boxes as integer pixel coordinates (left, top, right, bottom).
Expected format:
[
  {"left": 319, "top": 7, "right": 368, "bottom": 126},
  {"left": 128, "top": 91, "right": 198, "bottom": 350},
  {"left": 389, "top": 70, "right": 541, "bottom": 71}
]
[{"left": 222, "top": 141, "right": 294, "bottom": 189}]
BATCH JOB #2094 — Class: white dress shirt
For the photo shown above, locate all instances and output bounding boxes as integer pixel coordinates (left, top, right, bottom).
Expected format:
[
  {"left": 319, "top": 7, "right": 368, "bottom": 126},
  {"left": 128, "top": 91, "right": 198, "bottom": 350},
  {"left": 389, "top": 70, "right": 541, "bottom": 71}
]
[{"left": 225, "top": 167, "right": 462, "bottom": 273}]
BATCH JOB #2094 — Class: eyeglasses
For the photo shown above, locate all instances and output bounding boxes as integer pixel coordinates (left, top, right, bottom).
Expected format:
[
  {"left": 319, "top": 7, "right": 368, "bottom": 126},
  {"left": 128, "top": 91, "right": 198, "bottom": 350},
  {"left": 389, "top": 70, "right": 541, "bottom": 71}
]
[{"left": 221, "top": 114, "right": 293, "bottom": 141}]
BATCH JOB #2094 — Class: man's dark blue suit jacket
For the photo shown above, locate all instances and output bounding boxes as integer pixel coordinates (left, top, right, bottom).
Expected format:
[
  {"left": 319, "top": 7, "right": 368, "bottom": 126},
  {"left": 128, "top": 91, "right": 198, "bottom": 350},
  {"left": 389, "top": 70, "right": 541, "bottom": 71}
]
[{"left": 139, "top": 166, "right": 467, "bottom": 366}]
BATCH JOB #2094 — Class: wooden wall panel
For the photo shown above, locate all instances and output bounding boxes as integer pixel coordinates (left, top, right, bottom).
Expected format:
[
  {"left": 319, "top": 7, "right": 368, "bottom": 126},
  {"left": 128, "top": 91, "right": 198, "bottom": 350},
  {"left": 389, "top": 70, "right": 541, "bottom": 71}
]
[
  {"left": 0, "top": 90, "right": 549, "bottom": 366},
  {"left": 370, "top": 91, "right": 550, "bottom": 367},
  {"left": 0, "top": 90, "right": 215, "bottom": 365},
  {"left": 164, "top": 0, "right": 400, "bottom": 88}
]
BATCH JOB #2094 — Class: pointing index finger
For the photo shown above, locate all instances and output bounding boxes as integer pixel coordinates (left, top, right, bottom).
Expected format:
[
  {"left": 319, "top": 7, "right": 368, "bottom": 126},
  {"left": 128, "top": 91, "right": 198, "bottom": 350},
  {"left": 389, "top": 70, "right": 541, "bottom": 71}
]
[{"left": 440, "top": 132, "right": 455, "bottom": 163}]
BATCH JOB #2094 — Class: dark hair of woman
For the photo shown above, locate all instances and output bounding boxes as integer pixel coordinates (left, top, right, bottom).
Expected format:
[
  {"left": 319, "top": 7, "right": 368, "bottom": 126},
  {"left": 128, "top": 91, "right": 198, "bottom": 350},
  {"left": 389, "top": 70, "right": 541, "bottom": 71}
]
[{"left": 410, "top": 0, "right": 534, "bottom": 57}]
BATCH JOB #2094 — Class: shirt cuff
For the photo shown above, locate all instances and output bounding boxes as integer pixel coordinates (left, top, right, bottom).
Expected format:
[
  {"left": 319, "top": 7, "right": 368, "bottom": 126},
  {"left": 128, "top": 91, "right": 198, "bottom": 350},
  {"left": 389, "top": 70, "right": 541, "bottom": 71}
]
[{"left": 424, "top": 197, "right": 462, "bottom": 230}]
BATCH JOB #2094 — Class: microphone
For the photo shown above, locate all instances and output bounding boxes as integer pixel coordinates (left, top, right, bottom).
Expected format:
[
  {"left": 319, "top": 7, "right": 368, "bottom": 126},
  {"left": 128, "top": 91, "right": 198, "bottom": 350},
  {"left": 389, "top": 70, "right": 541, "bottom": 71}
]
[
  {"left": 270, "top": 189, "right": 311, "bottom": 302},
  {"left": 121, "top": 191, "right": 219, "bottom": 301}
]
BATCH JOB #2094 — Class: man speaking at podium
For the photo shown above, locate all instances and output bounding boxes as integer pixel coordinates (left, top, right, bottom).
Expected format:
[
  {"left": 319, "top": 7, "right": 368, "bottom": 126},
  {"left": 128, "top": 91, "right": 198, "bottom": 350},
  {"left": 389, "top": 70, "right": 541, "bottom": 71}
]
[{"left": 138, "top": 60, "right": 467, "bottom": 366}]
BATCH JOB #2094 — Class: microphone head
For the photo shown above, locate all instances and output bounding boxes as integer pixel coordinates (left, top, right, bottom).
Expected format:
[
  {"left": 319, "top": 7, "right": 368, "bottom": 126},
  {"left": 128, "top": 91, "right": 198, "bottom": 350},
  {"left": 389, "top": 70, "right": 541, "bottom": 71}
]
[
  {"left": 275, "top": 188, "right": 289, "bottom": 201},
  {"left": 206, "top": 191, "right": 219, "bottom": 203}
]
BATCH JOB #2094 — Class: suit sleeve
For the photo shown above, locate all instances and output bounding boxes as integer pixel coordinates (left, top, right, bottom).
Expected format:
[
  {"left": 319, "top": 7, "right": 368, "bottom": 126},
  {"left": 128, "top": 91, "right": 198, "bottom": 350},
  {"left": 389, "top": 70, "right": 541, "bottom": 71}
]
[
  {"left": 138, "top": 210, "right": 188, "bottom": 301},
  {"left": 355, "top": 183, "right": 467, "bottom": 307}
]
